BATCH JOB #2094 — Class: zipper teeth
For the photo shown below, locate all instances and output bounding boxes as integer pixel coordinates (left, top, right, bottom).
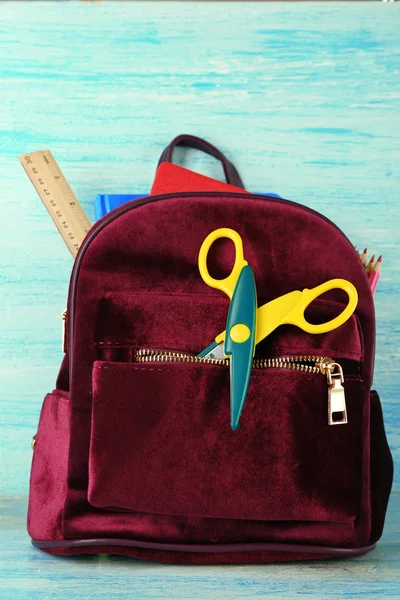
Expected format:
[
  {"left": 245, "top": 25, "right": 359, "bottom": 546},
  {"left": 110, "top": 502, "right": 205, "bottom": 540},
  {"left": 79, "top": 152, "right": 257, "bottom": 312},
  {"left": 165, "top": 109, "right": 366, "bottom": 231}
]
[
  {"left": 254, "top": 357, "right": 320, "bottom": 373},
  {"left": 136, "top": 349, "right": 229, "bottom": 366},
  {"left": 135, "top": 349, "right": 324, "bottom": 373}
]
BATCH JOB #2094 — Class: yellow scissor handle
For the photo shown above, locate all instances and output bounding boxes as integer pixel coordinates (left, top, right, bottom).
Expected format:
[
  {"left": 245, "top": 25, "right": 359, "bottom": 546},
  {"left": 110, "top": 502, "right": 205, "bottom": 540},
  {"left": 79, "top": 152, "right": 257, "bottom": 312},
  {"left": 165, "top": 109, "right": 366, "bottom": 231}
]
[
  {"left": 198, "top": 228, "right": 248, "bottom": 300},
  {"left": 283, "top": 278, "right": 358, "bottom": 334}
]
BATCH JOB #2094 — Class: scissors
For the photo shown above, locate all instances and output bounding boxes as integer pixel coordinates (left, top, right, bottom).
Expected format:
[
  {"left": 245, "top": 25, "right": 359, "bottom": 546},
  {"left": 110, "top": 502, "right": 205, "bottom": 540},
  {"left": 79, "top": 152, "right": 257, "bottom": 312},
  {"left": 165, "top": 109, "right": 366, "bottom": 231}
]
[
  {"left": 198, "top": 228, "right": 257, "bottom": 431},
  {"left": 198, "top": 228, "right": 358, "bottom": 430}
]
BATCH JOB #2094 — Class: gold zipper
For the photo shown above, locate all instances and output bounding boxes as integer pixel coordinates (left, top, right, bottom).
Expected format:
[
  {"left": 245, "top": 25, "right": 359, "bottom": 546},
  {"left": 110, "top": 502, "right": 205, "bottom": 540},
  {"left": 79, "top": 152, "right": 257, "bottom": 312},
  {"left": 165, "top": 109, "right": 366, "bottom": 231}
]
[
  {"left": 136, "top": 348, "right": 230, "bottom": 366},
  {"left": 135, "top": 350, "right": 347, "bottom": 425},
  {"left": 137, "top": 349, "right": 330, "bottom": 371}
]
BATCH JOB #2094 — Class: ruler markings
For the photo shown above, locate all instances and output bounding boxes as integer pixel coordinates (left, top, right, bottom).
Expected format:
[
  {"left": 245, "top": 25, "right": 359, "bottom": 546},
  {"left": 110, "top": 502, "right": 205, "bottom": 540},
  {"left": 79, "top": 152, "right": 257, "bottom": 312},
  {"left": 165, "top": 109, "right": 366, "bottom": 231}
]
[{"left": 19, "top": 150, "right": 92, "bottom": 258}]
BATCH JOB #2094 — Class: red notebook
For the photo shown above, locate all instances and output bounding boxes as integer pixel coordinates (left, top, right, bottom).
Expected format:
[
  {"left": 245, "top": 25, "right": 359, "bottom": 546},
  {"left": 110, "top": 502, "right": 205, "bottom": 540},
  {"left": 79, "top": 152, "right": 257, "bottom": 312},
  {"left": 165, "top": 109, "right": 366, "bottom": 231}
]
[{"left": 150, "top": 162, "right": 250, "bottom": 195}]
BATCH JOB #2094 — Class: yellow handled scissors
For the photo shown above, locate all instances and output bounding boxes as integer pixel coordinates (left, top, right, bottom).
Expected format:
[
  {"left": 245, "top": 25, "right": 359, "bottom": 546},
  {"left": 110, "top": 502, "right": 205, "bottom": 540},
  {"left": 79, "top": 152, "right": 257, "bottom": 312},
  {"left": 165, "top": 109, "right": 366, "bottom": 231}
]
[
  {"left": 198, "top": 228, "right": 359, "bottom": 362},
  {"left": 198, "top": 228, "right": 258, "bottom": 430}
]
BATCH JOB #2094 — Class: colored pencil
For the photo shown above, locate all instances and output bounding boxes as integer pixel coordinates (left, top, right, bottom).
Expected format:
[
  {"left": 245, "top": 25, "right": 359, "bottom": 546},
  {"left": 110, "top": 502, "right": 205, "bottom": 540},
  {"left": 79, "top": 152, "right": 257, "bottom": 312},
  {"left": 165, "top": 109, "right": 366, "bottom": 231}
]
[
  {"left": 368, "top": 255, "right": 382, "bottom": 295},
  {"left": 366, "top": 254, "right": 375, "bottom": 273},
  {"left": 359, "top": 248, "right": 368, "bottom": 268},
  {"left": 368, "top": 271, "right": 380, "bottom": 295},
  {"left": 373, "top": 255, "right": 382, "bottom": 274}
]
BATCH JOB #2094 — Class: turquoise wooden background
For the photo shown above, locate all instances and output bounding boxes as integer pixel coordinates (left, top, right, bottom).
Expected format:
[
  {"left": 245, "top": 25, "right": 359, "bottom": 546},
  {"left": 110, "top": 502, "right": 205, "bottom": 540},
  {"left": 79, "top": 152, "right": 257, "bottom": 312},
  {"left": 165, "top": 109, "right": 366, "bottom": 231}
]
[{"left": 0, "top": 1, "right": 399, "bottom": 598}]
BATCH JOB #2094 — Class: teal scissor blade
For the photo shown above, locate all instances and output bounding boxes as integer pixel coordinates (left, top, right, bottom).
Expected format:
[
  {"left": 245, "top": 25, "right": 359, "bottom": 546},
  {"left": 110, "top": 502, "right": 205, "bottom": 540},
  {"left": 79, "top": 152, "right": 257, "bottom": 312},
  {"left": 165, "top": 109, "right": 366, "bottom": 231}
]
[
  {"left": 197, "top": 340, "right": 226, "bottom": 360},
  {"left": 224, "top": 265, "right": 257, "bottom": 430}
]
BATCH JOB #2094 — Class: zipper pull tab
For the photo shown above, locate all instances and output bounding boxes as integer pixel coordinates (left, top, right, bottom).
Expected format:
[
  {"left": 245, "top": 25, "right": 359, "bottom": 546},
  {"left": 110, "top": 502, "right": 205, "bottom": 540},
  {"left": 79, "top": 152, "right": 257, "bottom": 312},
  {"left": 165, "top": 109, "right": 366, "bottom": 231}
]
[
  {"left": 326, "top": 362, "right": 347, "bottom": 426},
  {"left": 62, "top": 309, "right": 67, "bottom": 353}
]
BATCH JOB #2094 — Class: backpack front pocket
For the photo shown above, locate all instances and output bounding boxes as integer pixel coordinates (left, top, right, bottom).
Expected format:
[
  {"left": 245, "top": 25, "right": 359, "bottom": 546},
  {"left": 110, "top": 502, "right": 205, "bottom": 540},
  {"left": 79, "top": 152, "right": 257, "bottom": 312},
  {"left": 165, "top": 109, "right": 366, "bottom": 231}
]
[{"left": 88, "top": 359, "right": 364, "bottom": 523}]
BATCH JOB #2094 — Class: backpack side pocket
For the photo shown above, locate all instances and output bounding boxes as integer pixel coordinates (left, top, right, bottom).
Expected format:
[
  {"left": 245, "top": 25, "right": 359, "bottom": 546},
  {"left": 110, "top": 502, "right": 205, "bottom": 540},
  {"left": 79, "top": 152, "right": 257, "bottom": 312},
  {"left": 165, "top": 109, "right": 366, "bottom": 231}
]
[
  {"left": 27, "top": 390, "right": 70, "bottom": 542},
  {"left": 369, "top": 390, "right": 393, "bottom": 543}
]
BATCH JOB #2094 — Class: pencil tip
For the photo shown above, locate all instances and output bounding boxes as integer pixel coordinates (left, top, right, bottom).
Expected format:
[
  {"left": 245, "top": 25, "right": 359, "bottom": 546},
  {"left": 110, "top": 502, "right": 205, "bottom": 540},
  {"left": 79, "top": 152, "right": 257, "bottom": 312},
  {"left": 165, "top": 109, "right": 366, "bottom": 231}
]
[
  {"left": 377, "top": 255, "right": 382, "bottom": 262},
  {"left": 363, "top": 248, "right": 367, "bottom": 253}
]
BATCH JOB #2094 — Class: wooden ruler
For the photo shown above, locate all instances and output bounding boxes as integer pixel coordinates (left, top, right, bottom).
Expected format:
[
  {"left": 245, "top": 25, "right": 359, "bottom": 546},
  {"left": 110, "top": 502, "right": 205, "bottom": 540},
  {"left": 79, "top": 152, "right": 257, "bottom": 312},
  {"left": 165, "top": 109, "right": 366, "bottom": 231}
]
[{"left": 19, "top": 150, "right": 91, "bottom": 257}]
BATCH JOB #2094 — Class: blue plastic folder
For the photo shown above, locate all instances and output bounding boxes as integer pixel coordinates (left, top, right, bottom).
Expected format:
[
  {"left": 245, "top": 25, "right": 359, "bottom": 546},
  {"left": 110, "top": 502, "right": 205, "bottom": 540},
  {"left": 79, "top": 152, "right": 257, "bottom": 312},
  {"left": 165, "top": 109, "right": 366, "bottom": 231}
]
[
  {"left": 95, "top": 194, "right": 145, "bottom": 220},
  {"left": 95, "top": 192, "right": 281, "bottom": 220}
]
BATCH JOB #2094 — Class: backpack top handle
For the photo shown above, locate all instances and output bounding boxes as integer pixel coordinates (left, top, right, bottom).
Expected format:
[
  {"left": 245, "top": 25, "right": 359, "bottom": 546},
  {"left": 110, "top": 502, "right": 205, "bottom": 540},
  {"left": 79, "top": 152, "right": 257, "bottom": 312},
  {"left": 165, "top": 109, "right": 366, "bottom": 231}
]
[{"left": 158, "top": 134, "right": 245, "bottom": 189}]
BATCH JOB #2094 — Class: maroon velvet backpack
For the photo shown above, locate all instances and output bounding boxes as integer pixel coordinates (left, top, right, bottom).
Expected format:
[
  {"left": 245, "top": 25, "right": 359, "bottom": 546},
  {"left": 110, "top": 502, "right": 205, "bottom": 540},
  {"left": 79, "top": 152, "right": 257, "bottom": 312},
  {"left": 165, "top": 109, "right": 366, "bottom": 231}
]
[{"left": 28, "top": 135, "right": 393, "bottom": 564}]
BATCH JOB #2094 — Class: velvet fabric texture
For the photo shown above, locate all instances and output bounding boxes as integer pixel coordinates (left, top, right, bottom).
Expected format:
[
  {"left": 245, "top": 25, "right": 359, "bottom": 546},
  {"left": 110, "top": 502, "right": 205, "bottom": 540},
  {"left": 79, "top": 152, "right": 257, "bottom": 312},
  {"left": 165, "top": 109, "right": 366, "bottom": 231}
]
[
  {"left": 89, "top": 361, "right": 364, "bottom": 524},
  {"left": 27, "top": 191, "right": 393, "bottom": 563},
  {"left": 95, "top": 291, "right": 362, "bottom": 361},
  {"left": 27, "top": 391, "right": 70, "bottom": 541}
]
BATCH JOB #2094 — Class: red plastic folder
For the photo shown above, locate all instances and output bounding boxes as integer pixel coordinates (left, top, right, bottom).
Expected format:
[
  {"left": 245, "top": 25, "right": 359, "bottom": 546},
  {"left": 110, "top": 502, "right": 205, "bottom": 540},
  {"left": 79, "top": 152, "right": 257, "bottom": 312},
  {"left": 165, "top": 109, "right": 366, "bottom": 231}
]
[{"left": 150, "top": 162, "right": 250, "bottom": 195}]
